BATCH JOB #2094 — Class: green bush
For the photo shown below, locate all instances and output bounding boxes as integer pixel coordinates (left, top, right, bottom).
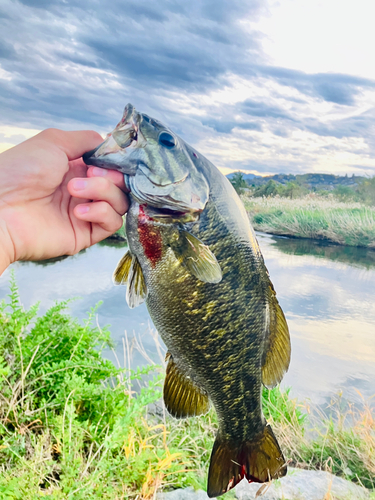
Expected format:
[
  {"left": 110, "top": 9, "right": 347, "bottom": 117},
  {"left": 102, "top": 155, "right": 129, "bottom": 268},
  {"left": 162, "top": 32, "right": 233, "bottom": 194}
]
[
  {"left": 356, "top": 176, "right": 375, "bottom": 206},
  {"left": 332, "top": 185, "right": 356, "bottom": 202}
]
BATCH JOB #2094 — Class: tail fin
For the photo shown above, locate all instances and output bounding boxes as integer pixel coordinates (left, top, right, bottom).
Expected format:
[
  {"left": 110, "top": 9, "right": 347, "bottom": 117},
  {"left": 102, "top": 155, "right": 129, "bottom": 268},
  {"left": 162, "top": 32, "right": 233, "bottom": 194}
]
[{"left": 207, "top": 424, "right": 286, "bottom": 498}]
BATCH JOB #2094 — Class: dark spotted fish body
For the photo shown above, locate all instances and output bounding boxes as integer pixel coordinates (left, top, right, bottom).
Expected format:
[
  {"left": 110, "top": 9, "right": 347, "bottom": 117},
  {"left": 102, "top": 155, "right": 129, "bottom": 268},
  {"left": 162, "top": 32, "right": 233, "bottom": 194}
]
[{"left": 83, "top": 104, "right": 291, "bottom": 497}]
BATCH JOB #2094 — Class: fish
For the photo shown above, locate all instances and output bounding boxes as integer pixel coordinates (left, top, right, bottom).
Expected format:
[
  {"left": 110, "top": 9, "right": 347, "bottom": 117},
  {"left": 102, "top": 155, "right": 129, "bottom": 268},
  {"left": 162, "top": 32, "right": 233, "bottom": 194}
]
[{"left": 83, "top": 104, "right": 291, "bottom": 497}]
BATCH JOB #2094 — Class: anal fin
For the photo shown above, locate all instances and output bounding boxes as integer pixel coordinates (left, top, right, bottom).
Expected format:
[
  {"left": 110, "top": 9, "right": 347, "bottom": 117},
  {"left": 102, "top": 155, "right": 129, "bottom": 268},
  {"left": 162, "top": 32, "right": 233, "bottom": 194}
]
[{"left": 164, "top": 352, "right": 210, "bottom": 418}]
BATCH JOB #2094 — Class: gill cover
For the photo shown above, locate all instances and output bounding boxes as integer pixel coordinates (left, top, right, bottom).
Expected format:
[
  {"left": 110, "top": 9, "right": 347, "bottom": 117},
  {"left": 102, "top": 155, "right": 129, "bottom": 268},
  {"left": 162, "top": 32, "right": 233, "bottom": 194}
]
[{"left": 83, "top": 103, "right": 209, "bottom": 214}]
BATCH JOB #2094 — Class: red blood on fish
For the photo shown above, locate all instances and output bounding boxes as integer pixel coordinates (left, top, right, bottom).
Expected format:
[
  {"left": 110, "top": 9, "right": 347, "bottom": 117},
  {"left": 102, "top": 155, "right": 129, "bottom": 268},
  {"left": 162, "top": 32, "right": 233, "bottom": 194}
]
[
  {"left": 138, "top": 205, "right": 162, "bottom": 267},
  {"left": 240, "top": 465, "right": 246, "bottom": 479}
]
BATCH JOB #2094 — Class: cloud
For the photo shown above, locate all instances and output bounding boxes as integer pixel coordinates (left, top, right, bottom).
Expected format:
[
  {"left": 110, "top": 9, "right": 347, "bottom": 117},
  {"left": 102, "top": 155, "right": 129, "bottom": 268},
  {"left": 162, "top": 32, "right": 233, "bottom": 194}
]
[
  {"left": 242, "top": 98, "right": 295, "bottom": 120},
  {"left": 264, "top": 66, "right": 375, "bottom": 103},
  {"left": 0, "top": 39, "right": 16, "bottom": 59},
  {"left": 202, "top": 118, "right": 262, "bottom": 134},
  {"left": 0, "top": 0, "right": 264, "bottom": 125},
  {"left": 0, "top": 0, "right": 375, "bottom": 175}
]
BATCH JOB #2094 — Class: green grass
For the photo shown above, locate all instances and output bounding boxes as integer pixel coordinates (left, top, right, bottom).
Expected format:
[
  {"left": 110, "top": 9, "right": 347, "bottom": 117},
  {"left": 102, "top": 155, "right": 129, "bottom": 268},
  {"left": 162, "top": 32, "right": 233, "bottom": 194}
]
[
  {"left": 0, "top": 275, "right": 196, "bottom": 499},
  {"left": 242, "top": 194, "right": 375, "bottom": 248},
  {"left": 0, "top": 276, "right": 374, "bottom": 498}
]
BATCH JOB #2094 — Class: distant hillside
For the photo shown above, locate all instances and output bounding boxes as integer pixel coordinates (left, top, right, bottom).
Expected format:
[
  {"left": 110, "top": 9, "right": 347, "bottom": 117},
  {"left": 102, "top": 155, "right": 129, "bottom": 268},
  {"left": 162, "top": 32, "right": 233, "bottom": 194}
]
[
  {"left": 226, "top": 172, "right": 259, "bottom": 181},
  {"left": 226, "top": 172, "right": 364, "bottom": 190}
]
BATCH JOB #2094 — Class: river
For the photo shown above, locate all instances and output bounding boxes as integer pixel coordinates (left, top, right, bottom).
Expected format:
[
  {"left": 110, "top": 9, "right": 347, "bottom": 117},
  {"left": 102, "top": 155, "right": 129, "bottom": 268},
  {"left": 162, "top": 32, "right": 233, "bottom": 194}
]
[{"left": 1, "top": 233, "right": 374, "bottom": 407}]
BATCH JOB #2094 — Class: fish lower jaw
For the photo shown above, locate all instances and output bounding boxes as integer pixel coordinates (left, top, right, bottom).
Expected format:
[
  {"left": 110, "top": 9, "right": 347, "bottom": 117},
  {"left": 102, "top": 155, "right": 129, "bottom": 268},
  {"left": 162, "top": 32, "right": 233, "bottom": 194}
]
[
  {"left": 129, "top": 196, "right": 200, "bottom": 223},
  {"left": 145, "top": 206, "right": 200, "bottom": 223}
]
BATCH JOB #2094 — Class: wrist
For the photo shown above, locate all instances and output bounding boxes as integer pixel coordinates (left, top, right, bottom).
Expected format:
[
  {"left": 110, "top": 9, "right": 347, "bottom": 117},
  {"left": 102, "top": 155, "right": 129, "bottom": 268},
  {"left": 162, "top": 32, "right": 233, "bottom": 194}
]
[{"left": 0, "top": 220, "right": 13, "bottom": 275}]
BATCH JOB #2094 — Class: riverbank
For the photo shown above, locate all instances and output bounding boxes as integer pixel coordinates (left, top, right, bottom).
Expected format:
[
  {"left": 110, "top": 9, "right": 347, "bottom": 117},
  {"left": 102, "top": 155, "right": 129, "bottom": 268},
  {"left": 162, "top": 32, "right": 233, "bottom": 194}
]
[
  {"left": 242, "top": 194, "right": 375, "bottom": 248},
  {"left": 0, "top": 280, "right": 374, "bottom": 499}
]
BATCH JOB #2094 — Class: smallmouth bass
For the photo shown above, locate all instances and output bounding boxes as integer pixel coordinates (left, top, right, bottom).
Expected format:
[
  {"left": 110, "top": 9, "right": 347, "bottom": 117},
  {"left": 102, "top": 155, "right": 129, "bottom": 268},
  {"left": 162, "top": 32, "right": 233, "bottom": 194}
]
[{"left": 83, "top": 104, "right": 291, "bottom": 497}]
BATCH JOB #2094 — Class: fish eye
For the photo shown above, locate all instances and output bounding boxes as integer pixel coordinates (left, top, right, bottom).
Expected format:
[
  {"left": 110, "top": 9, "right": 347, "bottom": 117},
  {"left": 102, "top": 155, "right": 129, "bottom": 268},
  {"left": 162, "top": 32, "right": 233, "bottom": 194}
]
[
  {"left": 113, "top": 128, "right": 137, "bottom": 148},
  {"left": 159, "top": 132, "right": 176, "bottom": 149}
]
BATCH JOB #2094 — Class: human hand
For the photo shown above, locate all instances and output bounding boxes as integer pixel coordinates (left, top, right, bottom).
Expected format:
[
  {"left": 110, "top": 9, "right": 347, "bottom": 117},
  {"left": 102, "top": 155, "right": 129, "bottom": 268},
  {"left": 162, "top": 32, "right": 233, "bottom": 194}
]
[{"left": 0, "top": 128, "right": 128, "bottom": 275}]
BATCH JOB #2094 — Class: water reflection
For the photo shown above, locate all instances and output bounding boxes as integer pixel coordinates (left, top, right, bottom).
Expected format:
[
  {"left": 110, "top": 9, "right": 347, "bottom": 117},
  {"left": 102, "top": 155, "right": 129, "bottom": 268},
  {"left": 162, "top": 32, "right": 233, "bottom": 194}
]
[
  {"left": 0, "top": 233, "right": 374, "bottom": 407},
  {"left": 30, "top": 255, "right": 71, "bottom": 266},
  {"left": 271, "top": 235, "right": 375, "bottom": 270},
  {"left": 257, "top": 232, "right": 375, "bottom": 406}
]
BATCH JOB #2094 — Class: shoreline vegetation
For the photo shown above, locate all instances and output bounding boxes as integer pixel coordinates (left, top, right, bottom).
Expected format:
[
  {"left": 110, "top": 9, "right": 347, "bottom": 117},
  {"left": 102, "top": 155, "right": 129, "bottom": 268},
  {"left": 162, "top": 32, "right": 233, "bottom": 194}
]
[
  {"left": 242, "top": 194, "right": 375, "bottom": 248},
  {"left": 227, "top": 172, "right": 375, "bottom": 249},
  {"left": 0, "top": 279, "right": 374, "bottom": 499}
]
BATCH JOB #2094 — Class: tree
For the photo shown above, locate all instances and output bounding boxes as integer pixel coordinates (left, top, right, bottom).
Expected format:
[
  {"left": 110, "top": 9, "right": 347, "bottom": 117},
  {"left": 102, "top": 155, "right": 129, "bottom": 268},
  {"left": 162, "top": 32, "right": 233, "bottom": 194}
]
[
  {"left": 230, "top": 172, "right": 248, "bottom": 194},
  {"left": 253, "top": 180, "right": 280, "bottom": 197},
  {"left": 356, "top": 176, "right": 375, "bottom": 206},
  {"left": 281, "top": 181, "right": 307, "bottom": 199}
]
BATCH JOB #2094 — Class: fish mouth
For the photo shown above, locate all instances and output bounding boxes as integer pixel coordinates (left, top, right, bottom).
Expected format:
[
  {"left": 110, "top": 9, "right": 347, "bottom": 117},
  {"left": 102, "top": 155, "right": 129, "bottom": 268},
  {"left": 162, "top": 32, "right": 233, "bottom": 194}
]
[{"left": 83, "top": 103, "right": 145, "bottom": 173}]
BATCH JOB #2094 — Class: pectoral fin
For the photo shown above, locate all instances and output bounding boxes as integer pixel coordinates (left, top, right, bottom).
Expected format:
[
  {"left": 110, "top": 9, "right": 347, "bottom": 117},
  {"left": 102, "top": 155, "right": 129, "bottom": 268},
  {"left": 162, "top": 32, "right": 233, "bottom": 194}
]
[
  {"left": 262, "top": 287, "right": 291, "bottom": 388},
  {"left": 113, "top": 251, "right": 133, "bottom": 285},
  {"left": 164, "top": 352, "right": 210, "bottom": 418},
  {"left": 113, "top": 251, "right": 147, "bottom": 308},
  {"left": 170, "top": 230, "right": 222, "bottom": 284}
]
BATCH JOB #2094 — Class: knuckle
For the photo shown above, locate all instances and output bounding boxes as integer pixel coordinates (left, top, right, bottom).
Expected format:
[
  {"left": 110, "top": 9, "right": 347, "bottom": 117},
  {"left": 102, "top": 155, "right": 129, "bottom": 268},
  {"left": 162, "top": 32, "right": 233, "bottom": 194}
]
[
  {"left": 114, "top": 217, "right": 123, "bottom": 232},
  {"left": 100, "top": 177, "right": 111, "bottom": 190},
  {"left": 100, "top": 201, "right": 111, "bottom": 216},
  {"left": 90, "top": 176, "right": 110, "bottom": 192},
  {"left": 40, "top": 128, "right": 64, "bottom": 142}
]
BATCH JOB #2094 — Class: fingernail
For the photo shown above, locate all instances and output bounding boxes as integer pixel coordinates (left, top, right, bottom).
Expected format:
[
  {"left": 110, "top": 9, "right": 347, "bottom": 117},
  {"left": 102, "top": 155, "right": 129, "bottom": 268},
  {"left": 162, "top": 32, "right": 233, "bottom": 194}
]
[
  {"left": 92, "top": 167, "right": 107, "bottom": 177},
  {"left": 76, "top": 205, "right": 90, "bottom": 214},
  {"left": 73, "top": 179, "right": 88, "bottom": 190}
]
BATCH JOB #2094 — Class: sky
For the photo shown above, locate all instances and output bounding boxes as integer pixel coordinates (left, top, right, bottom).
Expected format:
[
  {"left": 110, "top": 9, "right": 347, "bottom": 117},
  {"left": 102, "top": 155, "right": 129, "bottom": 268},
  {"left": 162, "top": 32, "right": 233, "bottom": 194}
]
[{"left": 1, "top": 0, "right": 375, "bottom": 176}]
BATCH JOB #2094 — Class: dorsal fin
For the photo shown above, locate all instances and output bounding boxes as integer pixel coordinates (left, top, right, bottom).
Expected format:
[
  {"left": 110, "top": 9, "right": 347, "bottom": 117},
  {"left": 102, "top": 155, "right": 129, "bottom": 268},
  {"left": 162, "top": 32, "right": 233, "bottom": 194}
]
[
  {"left": 262, "top": 286, "right": 291, "bottom": 388},
  {"left": 164, "top": 352, "right": 210, "bottom": 418},
  {"left": 170, "top": 230, "right": 222, "bottom": 284}
]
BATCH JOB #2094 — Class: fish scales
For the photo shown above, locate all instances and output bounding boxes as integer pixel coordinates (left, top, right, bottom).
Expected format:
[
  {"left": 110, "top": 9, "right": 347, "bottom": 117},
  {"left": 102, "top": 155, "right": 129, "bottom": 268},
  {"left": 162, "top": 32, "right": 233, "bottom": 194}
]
[
  {"left": 133, "top": 202, "right": 266, "bottom": 436},
  {"left": 83, "top": 103, "right": 291, "bottom": 497}
]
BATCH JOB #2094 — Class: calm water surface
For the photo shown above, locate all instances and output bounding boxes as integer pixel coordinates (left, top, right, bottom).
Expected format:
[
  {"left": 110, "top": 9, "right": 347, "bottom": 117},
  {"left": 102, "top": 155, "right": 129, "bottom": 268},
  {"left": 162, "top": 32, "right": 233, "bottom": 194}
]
[{"left": 1, "top": 234, "right": 374, "bottom": 407}]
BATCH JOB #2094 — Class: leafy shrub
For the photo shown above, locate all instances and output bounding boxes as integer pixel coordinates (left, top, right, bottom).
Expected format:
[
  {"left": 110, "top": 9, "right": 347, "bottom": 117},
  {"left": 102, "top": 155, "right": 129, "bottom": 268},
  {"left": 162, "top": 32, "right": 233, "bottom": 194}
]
[
  {"left": 356, "top": 176, "right": 375, "bottom": 206},
  {"left": 332, "top": 185, "right": 356, "bottom": 202}
]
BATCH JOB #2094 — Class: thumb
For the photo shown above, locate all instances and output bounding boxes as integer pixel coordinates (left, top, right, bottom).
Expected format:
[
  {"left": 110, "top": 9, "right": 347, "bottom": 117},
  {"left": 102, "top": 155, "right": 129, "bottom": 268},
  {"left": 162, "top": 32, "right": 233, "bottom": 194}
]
[{"left": 38, "top": 129, "right": 104, "bottom": 161}]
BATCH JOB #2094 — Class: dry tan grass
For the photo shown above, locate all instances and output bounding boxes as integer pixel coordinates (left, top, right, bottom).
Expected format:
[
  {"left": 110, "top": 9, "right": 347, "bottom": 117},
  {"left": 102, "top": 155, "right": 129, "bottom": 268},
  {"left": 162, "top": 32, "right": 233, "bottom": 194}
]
[{"left": 267, "top": 390, "right": 375, "bottom": 488}]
